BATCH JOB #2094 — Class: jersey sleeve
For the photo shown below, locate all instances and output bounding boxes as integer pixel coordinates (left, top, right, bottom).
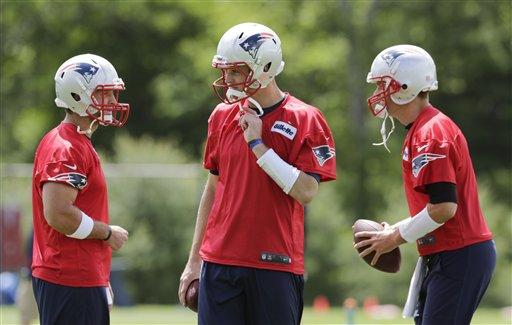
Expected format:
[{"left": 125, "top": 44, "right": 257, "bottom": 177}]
[
  {"left": 39, "top": 145, "right": 89, "bottom": 190},
  {"left": 292, "top": 110, "right": 337, "bottom": 182},
  {"left": 410, "top": 139, "right": 457, "bottom": 192},
  {"left": 203, "top": 109, "right": 222, "bottom": 171}
]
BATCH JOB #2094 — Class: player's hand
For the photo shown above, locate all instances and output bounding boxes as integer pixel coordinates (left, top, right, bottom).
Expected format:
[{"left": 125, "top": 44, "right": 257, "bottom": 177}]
[
  {"left": 238, "top": 107, "right": 262, "bottom": 143},
  {"left": 178, "top": 259, "right": 201, "bottom": 306},
  {"left": 353, "top": 226, "right": 401, "bottom": 266},
  {"left": 107, "top": 225, "right": 129, "bottom": 251}
]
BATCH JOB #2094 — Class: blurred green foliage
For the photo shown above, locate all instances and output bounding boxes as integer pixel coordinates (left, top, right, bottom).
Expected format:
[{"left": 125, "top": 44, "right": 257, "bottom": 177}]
[{"left": 1, "top": 0, "right": 510, "bottom": 307}]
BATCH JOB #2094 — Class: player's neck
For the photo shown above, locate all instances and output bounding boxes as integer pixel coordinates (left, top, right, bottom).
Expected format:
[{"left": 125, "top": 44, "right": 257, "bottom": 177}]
[
  {"left": 392, "top": 98, "right": 430, "bottom": 126},
  {"left": 63, "top": 113, "right": 98, "bottom": 138},
  {"left": 249, "top": 83, "right": 285, "bottom": 109}
]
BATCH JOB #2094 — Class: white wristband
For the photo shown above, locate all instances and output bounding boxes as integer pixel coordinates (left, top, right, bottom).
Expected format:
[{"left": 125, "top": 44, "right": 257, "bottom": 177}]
[
  {"left": 66, "top": 211, "right": 94, "bottom": 239},
  {"left": 257, "top": 149, "right": 300, "bottom": 194},
  {"left": 398, "top": 206, "right": 443, "bottom": 243}
]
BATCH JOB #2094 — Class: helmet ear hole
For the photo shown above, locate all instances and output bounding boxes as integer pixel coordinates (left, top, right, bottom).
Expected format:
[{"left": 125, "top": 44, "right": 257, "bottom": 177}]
[
  {"left": 71, "top": 93, "right": 81, "bottom": 101},
  {"left": 401, "top": 84, "right": 408, "bottom": 90},
  {"left": 263, "top": 63, "right": 271, "bottom": 72}
]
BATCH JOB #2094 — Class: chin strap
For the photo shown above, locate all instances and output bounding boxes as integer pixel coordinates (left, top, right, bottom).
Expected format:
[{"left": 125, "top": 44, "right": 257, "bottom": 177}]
[
  {"left": 246, "top": 97, "right": 263, "bottom": 116},
  {"left": 227, "top": 88, "right": 264, "bottom": 116},
  {"left": 77, "top": 119, "right": 97, "bottom": 137},
  {"left": 372, "top": 111, "right": 395, "bottom": 153}
]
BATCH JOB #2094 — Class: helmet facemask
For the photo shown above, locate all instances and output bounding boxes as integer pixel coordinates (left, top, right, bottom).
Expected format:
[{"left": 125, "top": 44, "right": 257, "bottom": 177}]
[
  {"left": 88, "top": 83, "right": 130, "bottom": 127},
  {"left": 367, "top": 76, "right": 402, "bottom": 117},
  {"left": 367, "top": 76, "right": 401, "bottom": 152},
  {"left": 211, "top": 62, "right": 261, "bottom": 105}
]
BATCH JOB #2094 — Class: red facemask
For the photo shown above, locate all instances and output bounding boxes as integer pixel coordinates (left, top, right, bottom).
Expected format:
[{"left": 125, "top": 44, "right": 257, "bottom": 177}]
[
  {"left": 87, "top": 84, "right": 130, "bottom": 127},
  {"left": 211, "top": 62, "right": 261, "bottom": 104},
  {"left": 367, "top": 76, "right": 401, "bottom": 117}
]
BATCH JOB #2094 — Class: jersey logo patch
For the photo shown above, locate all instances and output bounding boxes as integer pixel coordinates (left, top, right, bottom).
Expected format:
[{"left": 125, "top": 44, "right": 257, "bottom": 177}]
[
  {"left": 411, "top": 153, "right": 446, "bottom": 177},
  {"left": 48, "top": 172, "right": 87, "bottom": 190},
  {"left": 271, "top": 121, "right": 296, "bottom": 140},
  {"left": 312, "top": 145, "right": 335, "bottom": 166}
]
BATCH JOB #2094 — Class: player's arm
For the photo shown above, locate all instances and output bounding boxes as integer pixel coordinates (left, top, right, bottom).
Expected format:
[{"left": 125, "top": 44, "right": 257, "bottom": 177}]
[
  {"left": 391, "top": 182, "right": 458, "bottom": 239},
  {"left": 355, "top": 182, "right": 457, "bottom": 265},
  {"left": 251, "top": 143, "right": 318, "bottom": 204},
  {"left": 239, "top": 109, "right": 319, "bottom": 205},
  {"left": 42, "top": 182, "right": 128, "bottom": 250},
  {"left": 178, "top": 173, "right": 218, "bottom": 305},
  {"left": 187, "top": 173, "right": 217, "bottom": 264}
]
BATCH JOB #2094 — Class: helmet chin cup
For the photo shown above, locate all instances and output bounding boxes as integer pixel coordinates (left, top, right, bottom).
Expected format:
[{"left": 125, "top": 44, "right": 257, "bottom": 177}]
[
  {"left": 226, "top": 88, "right": 246, "bottom": 103},
  {"left": 375, "top": 106, "right": 387, "bottom": 118},
  {"left": 226, "top": 88, "right": 264, "bottom": 116}
]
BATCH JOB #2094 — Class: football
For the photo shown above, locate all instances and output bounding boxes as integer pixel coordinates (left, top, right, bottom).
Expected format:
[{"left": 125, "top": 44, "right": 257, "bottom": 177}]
[
  {"left": 353, "top": 219, "right": 401, "bottom": 273},
  {"left": 185, "top": 279, "right": 199, "bottom": 312}
]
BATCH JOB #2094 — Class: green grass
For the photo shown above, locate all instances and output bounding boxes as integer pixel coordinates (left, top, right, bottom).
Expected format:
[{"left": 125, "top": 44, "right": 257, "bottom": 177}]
[{"left": 0, "top": 305, "right": 510, "bottom": 324}]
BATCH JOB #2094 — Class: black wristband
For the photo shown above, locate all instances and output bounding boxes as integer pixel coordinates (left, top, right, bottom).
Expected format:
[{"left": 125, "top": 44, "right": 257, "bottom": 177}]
[
  {"left": 103, "top": 227, "right": 112, "bottom": 241},
  {"left": 248, "top": 138, "right": 263, "bottom": 149}
]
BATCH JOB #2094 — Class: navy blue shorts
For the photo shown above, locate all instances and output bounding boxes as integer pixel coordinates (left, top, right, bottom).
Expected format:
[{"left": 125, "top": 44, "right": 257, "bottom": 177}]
[
  {"left": 199, "top": 261, "right": 304, "bottom": 325},
  {"left": 32, "top": 277, "right": 109, "bottom": 325},
  {"left": 415, "top": 240, "right": 496, "bottom": 325}
]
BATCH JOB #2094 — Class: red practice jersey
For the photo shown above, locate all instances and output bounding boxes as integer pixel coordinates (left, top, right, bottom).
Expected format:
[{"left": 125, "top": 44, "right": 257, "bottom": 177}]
[
  {"left": 200, "top": 94, "right": 336, "bottom": 274},
  {"left": 32, "top": 122, "right": 111, "bottom": 287},
  {"left": 402, "top": 106, "right": 492, "bottom": 256}
]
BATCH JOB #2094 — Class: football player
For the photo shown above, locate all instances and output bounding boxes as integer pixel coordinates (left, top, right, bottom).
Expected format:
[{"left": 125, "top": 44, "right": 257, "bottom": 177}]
[
  {"left": 354, "top": 45, "right": 496, "bottom": 324},
  {"left": 31, "top": 54, "right": 130, "bottom": 325},
  {"left": 178, "top": 22, "right": 337, "bottom": 324}
]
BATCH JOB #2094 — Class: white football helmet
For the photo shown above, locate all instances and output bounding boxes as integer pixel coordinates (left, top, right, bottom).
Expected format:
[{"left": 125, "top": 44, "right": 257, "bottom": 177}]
[
  {"left": 212, "top": 22, "right": 285, "bottom": 105},
  {"left": 366, "top": 44, "right": 438, "bottom": 116},
  {"left": 54, "top": 53, "right": 130, "bottom": 127}
]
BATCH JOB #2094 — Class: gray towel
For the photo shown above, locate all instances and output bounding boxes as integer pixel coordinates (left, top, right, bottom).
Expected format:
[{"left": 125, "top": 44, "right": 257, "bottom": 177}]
[{"left": 403, "top": 257, "right": 426, "bottom": 318}]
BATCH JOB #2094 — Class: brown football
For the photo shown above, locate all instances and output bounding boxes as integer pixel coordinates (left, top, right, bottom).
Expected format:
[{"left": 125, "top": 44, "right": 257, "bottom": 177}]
[
  {"left": 185, "top": 279, "right": 199, "bottom": 312},
  {"left": 353, "top": 219, "right": 401, "bottom": 273}
]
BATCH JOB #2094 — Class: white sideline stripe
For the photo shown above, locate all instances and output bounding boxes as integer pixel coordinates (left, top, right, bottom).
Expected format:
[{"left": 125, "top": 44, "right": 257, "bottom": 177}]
[{"left": 1, "top": 163, "right": 202, "bottom": 179}]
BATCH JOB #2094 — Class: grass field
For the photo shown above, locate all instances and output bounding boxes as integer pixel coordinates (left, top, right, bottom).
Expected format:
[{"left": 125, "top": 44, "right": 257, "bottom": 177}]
[{"left": 1, "top": 305, "right": 510, "bottom": 324}]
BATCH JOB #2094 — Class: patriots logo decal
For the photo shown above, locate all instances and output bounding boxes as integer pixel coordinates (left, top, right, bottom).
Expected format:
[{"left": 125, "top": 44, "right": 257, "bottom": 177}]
[
  {"left": 239, "top": 33, "right": 274, "bottom": 60},
  {"left": 411, "top": 153, "right": 446, "bottom": 178},
  {"left": 48, "top": 173, "right": 87, "bottom": 190},
  {"left": 60, "top": 63, "right": 99, "bottom": 83},
  {"left": 382, "top": 49, "right": 406, "bottom": 67},
  {"left": 312, "top": 145, "right": 335, "bottom": 166}
]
